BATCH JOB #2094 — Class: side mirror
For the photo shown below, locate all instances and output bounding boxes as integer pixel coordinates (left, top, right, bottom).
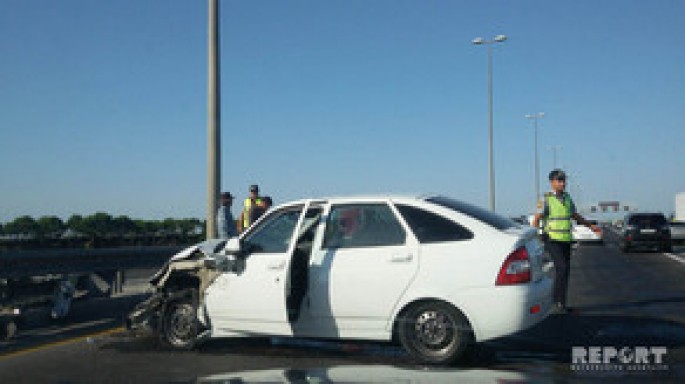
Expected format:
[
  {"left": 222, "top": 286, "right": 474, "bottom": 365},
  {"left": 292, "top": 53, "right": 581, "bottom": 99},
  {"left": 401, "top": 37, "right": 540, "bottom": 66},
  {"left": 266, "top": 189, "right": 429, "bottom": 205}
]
[{"left": 223, "top": 237, "right": 243, "bottom": 255}]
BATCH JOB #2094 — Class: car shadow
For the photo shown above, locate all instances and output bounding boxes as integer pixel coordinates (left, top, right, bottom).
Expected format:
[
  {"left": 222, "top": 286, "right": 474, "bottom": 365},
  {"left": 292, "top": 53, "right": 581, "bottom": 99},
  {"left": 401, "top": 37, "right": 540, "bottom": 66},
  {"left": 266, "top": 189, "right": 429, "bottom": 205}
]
[{"left": 475, "top": 311, "right": 685, "bottom": 366}]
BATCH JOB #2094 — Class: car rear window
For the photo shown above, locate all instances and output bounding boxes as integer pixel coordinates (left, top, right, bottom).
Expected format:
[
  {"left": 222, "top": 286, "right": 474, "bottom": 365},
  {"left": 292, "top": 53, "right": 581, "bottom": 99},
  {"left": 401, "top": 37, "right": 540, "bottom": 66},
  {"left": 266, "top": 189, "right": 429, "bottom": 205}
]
[
  {"left": 426, "top": 196, "right": 516, "bottom": 230},
  {"left": 396, "top": 204, "right": 473, "bottom": 243},
  {"left": 628, "top": 214, "right": 666, "bottom": 226}
]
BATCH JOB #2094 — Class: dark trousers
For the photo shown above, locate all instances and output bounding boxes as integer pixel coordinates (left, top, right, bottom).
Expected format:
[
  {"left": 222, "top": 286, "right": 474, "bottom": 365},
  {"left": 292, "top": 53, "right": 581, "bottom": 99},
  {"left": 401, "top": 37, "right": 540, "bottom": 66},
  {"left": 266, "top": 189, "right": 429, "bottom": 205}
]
[{"left": 546, "top": 239, "right": 572, "bottom": 307}]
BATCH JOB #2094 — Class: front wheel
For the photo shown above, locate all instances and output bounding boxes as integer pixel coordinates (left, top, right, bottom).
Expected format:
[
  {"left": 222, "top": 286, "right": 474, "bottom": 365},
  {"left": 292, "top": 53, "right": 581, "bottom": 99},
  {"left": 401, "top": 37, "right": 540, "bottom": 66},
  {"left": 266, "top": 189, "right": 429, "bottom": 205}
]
[
  {"left": 397, "top": 301, "right": 473, "bottom": 365},
  {"left": 159, "top": 291, "right": 199, "bottom": 350}
]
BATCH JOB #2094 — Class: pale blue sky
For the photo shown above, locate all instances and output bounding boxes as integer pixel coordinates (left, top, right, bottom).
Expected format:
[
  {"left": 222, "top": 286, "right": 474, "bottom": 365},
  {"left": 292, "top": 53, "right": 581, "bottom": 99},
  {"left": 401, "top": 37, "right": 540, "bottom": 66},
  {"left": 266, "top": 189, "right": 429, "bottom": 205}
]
[{"left": 1, "top": 0, "right": 683, "bottom": 222}]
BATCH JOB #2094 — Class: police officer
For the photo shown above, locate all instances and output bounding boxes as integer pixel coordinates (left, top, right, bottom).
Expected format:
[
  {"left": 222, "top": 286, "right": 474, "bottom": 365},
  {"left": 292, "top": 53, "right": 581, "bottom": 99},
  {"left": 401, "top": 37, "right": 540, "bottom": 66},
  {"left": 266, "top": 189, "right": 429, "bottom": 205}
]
[
  {"left": 238, "top": 184, "right": 263, "bottom": 233},
  {"left": 532, "top": 169, "right": 601, "bottom": 314}
]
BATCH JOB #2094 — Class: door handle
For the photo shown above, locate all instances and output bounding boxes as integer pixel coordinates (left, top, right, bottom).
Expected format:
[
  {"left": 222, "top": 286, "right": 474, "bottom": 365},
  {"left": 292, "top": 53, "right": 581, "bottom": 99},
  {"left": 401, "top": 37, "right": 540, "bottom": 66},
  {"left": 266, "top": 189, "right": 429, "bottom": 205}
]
[
  {"left": 268, "top": 261, "right": 286, "bottom": 270},
  {"left": 390, "top": 254, "right": 413, "bottom": 263}
]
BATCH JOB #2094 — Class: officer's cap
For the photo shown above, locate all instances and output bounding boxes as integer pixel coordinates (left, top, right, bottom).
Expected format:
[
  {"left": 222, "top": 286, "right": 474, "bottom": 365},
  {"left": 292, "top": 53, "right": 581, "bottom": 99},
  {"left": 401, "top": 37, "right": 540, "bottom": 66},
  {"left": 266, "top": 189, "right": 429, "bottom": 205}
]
[{"left": 548, "top": 169, "right": 567, "bottom": 181}]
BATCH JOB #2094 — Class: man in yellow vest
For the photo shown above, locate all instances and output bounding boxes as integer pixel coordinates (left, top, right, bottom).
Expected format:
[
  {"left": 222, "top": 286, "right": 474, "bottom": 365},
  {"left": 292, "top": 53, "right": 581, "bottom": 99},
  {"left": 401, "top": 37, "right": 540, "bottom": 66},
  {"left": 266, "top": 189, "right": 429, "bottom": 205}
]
[
  {"left": 238, "top": 184, "right": 263, "bottom": 234},
  {"left": 532, "top": 169, "right": 601, "bottom": 314}
]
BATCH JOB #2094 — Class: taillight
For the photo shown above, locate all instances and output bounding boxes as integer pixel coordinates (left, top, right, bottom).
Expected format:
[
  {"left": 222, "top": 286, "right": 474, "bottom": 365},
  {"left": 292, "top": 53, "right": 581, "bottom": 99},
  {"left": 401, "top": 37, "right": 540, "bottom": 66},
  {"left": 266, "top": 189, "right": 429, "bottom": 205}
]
[{"left": 496, "top": 247, "right": 531, "bottom": 286}]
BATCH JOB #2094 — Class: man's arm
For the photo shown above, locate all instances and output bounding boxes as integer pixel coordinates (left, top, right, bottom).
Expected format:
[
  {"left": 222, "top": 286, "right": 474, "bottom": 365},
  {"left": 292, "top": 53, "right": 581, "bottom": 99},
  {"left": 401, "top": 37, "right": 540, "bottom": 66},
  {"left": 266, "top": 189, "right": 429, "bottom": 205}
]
[
  {"left": 237, "top": 211, "right": 244, "bottom": 233},
  {"left": 532, "top": 213, "right": 543, "bottom": 228},
  {"left": 572, "top": 213, "right": 602, "bottom": 235}
]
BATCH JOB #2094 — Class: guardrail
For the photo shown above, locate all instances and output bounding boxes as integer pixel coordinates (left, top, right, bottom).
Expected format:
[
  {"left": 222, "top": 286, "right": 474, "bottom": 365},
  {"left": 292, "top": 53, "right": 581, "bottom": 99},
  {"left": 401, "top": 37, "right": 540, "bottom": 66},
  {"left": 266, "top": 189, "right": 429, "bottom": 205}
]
[{"left": 0, "top": 246, "right": 184, "bottom": 279}]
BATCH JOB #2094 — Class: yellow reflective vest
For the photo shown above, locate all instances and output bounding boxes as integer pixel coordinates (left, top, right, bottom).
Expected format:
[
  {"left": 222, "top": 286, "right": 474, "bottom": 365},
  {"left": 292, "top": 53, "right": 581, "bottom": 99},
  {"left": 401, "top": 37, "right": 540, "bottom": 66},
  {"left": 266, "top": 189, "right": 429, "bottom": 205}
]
[
  {"left": 242, "top": 198, "right": 263, "bottom": 229},
  {"left": 544, "top": 193, "right": 573, "bottom": 242}
]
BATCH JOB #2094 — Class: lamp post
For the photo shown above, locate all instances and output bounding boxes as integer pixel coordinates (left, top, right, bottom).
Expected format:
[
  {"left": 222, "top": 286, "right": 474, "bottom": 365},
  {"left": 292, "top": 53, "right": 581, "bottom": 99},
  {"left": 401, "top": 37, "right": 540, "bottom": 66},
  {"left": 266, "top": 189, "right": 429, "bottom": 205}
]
[
  {"left": 472, "top": 34, "right": 507, "bottom": 212},
  {"left": 207, "top": 0, "right": 221, "bottom": 239},
  {"left": 525, "top": 112, "right": 545, "bottom": 206}
]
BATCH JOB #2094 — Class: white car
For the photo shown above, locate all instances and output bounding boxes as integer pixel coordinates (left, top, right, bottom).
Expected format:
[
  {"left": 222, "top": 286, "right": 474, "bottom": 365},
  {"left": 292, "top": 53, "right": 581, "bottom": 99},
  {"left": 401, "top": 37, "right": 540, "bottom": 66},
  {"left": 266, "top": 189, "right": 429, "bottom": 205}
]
[
  {"left": 572, "top": 220, "right": 603, "bottom": 244},
  {"left": 128, "top": 195, "right": 553, "bottom": 365}
]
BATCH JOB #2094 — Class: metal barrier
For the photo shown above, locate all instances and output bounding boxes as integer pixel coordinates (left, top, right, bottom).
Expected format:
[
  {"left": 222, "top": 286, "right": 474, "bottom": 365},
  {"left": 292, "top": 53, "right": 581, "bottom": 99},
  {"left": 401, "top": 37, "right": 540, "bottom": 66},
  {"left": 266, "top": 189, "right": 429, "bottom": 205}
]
[{"left": 0, "top": 246, "right": 184, "bottom": 279}]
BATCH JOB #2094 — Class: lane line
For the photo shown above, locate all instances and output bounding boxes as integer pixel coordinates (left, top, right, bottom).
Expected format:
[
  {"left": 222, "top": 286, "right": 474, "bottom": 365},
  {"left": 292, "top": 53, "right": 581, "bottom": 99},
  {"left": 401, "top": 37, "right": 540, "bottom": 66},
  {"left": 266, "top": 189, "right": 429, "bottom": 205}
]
[
  {"left": 663, "top": 252, "right": 685, "bottom": 266},
  {"left": 0, "top": 326, "right": 124, "bottom": 360}
]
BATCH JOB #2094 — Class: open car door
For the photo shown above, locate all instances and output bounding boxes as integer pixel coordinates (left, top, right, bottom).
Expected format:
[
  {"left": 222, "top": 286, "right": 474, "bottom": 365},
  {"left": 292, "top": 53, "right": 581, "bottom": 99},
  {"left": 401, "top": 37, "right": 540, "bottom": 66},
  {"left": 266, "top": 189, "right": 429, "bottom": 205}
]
[{"left": 204, "top": 204, "right": 305, "bottom": 336}]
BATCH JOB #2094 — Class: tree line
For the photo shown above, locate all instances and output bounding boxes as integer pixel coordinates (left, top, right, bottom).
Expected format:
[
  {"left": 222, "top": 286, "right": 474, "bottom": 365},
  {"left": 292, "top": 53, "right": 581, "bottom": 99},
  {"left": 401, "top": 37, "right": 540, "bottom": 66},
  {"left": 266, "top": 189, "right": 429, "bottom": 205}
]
[{"left": 0, "top": 213, "right": 206, "bottom": 250}]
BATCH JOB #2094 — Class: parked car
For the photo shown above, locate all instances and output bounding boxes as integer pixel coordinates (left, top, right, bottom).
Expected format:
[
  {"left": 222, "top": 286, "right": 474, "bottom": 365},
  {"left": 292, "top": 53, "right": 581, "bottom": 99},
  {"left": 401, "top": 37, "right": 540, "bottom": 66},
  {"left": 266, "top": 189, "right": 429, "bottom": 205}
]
[
  {"left": 620, "top": 213, "right": 671, "bottom": 253},
  {"left": 127, "top": 195, "right": 552, "bottom": 365},
  {"left": 572, "top": 219, "right": 603, "bottom": 244},
  {"left": 669, "top": 221, "right": 685, "bottom": 246}
]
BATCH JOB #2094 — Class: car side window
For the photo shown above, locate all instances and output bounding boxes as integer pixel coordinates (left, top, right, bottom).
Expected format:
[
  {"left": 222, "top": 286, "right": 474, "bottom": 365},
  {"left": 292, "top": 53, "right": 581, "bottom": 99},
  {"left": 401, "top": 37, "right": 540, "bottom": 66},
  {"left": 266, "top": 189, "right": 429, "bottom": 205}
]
[
  {"left": 243, "top": 206, "right": 303, "bottom": 254},
  {"left": 323, "top": 204, "right": 406, "bottom": 248},
  {"left": 396, "top": 204, "right": 473, "bottom": 243}
]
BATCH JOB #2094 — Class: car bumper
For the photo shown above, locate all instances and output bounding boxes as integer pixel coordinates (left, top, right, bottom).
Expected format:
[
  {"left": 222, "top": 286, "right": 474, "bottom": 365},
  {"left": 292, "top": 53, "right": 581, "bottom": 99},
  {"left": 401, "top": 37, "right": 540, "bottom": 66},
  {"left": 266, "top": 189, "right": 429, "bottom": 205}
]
[
  {"left": 455, "top": 276, "right": 553, "bottom": 342},
  {"left": 624, "top": 237, "right": 669, "bottom": 247},
  {"left": 574, "top": 237, "right": 603, "bottom": 243}
]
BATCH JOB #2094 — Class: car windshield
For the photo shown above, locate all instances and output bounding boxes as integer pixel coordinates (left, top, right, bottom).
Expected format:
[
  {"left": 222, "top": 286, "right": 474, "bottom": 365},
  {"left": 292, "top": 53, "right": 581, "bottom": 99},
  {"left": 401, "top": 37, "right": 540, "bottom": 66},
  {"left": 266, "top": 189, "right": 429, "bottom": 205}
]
[{"left": 426, "top": 196, "right": 516, "bottom": 231}]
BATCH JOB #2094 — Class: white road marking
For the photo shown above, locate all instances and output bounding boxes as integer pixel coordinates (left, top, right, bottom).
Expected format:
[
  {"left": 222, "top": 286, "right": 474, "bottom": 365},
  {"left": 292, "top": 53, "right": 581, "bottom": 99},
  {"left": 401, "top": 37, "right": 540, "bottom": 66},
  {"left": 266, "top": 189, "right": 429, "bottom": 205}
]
[{"left": 663, "top": 252, "right": 685, "bottom": 266}]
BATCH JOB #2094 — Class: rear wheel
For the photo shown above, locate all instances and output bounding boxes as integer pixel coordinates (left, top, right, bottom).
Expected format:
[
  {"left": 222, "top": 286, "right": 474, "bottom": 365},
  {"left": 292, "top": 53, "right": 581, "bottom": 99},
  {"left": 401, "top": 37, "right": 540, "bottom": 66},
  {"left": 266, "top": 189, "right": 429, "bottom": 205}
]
[
  {"left": 159, "top": 290, "right": 199, "bottom": 350},
  {"left": 397, "top": 301, "right": 473, "bottom": 365},
  {"left": 1, "top": 320, "right": 18, "bottom": 341}
]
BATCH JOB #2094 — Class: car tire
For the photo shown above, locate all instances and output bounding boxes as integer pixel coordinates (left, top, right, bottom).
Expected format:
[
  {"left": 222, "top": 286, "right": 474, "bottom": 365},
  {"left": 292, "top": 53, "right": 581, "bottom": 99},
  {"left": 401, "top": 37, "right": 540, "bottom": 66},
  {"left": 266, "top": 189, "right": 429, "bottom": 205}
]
[
  {"left": 397, "top": 301, "right": 473, "bottom": 365},
  {"left": 159, "top": 290, "right": 199, "bottom": 350},
  {"left": 1, "top": 320, "right": 18, "bottom": 341}
]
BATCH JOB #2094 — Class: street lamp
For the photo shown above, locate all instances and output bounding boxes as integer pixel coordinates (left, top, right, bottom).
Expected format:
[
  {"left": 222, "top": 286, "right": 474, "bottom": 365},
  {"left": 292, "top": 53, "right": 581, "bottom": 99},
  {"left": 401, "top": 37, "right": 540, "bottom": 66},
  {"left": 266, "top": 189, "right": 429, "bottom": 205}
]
[
  {"left": 207, "top": 0, "right": 221, "bottom": 239},
  {"left": 472, "top": 34, "right": 507, "bottom": 212},
  {"left": 525, "top": 112, "right": 545, "bottom": 207}
]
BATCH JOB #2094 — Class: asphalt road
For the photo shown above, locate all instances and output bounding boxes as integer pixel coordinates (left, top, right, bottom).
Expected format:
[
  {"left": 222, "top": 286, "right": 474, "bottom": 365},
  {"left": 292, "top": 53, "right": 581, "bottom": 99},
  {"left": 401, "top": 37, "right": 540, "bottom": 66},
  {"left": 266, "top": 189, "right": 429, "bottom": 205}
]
[{"left": 1, "top": 233, "right": 685, "bottom": 383}]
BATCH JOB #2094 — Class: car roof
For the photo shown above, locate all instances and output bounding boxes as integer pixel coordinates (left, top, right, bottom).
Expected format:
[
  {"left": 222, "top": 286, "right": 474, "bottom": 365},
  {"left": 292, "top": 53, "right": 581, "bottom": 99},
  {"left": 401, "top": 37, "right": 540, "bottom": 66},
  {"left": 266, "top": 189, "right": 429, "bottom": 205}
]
[{"left": 275, "top": 194, "right": 428, "bottom": 208}]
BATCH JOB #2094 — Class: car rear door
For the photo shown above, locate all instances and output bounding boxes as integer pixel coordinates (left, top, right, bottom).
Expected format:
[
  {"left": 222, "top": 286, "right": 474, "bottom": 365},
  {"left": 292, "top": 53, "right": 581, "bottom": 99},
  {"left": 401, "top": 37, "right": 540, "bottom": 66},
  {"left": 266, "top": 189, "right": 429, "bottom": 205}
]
[{"left": 307, "top": 202, "right": 419, "bottom": 334}]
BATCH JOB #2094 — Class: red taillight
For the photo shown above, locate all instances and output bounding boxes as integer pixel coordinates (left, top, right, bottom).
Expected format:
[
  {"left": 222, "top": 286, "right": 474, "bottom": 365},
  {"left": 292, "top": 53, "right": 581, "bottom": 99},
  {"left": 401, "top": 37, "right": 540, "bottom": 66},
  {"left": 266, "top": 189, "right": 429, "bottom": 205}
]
[{"left": 496, "top": 247, "right": 531, "bottom": 286}]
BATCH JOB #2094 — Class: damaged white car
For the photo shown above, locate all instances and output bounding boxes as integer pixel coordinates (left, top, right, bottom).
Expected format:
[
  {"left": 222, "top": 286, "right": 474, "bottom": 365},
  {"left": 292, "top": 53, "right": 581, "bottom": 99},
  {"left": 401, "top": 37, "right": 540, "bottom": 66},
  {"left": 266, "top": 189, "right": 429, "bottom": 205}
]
[{"left": 127, "top": 195, "right": 552, "bottom": 365}]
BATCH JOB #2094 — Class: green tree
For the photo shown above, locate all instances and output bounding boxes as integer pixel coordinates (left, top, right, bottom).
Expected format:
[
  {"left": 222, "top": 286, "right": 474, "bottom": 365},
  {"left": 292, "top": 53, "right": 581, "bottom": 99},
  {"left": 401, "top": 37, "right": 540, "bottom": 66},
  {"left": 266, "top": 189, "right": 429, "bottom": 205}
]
[
  {"left": 177, "top": 218, "right": 202, "bottom": 235},
  {"left": 81, "top": 212, "right": 114, "bottom": 237},
  {"left": 113, "top": 215, "right": 136, "bottom": 236},
  {"left": 134, "top": 219, "right": 158, "bottom": 236},
  {"left": 36, "top": 216, "right": 65, "bottom": 238},
  {"left": 4, "top": 216, "right": 39, "bottom": 235},
  {"left": 67, "top": 214, "right": 83, "bottom": 229}
]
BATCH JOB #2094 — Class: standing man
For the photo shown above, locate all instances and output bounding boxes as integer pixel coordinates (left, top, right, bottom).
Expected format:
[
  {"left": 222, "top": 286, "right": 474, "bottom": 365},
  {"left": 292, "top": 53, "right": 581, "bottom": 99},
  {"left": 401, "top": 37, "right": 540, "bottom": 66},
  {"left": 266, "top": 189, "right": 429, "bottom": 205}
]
[
  {"left": 532, "top": 169, "right": 601, "bottom": 314},
  {"left": 238, "top": 184, "right": 263, "bottom": 233},
  {"left": 250, "top": 195, "right": 273, "bottom": 225},
  {"left": 216, "top": 192, "right": 238, "bottom": 239}
]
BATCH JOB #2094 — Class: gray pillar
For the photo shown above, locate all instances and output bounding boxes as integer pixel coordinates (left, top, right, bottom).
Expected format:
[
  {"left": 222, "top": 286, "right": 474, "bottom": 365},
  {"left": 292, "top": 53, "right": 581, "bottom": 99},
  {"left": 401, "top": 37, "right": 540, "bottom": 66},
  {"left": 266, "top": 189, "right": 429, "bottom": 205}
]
[{"left": 207, "top": 0, "right": 221, "bottom": 239}]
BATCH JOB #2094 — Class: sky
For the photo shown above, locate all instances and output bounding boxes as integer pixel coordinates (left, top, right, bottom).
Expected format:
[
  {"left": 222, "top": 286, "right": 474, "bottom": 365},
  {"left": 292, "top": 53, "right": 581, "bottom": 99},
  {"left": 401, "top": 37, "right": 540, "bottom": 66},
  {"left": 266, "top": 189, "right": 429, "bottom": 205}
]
[{"left": 1, "top": 0, "right": 684, "bottom": 223}]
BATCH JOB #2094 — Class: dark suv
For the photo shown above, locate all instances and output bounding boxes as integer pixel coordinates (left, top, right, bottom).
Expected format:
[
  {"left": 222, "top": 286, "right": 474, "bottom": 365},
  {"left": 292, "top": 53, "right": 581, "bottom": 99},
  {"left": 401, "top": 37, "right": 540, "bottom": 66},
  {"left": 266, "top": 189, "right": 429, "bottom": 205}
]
[{"left": 620, "top": 213, "right": 671, "bottom": 253}]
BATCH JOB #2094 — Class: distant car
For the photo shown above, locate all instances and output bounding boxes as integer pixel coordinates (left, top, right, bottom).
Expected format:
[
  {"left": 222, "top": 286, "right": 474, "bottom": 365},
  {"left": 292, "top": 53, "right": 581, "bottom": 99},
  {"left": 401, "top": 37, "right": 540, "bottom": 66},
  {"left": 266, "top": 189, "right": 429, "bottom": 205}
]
[
  {"left": 669, "top": 221, "right": 685, "bottom": 246},
  {"left": 620, "top": 213, "right": 671, "bottom": 253},
  {"left": 572, "top": 219, "right": 603, "bottom": 244},
  {"left": 128, "top": 195, "right": 552, "bottom": 365}
]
